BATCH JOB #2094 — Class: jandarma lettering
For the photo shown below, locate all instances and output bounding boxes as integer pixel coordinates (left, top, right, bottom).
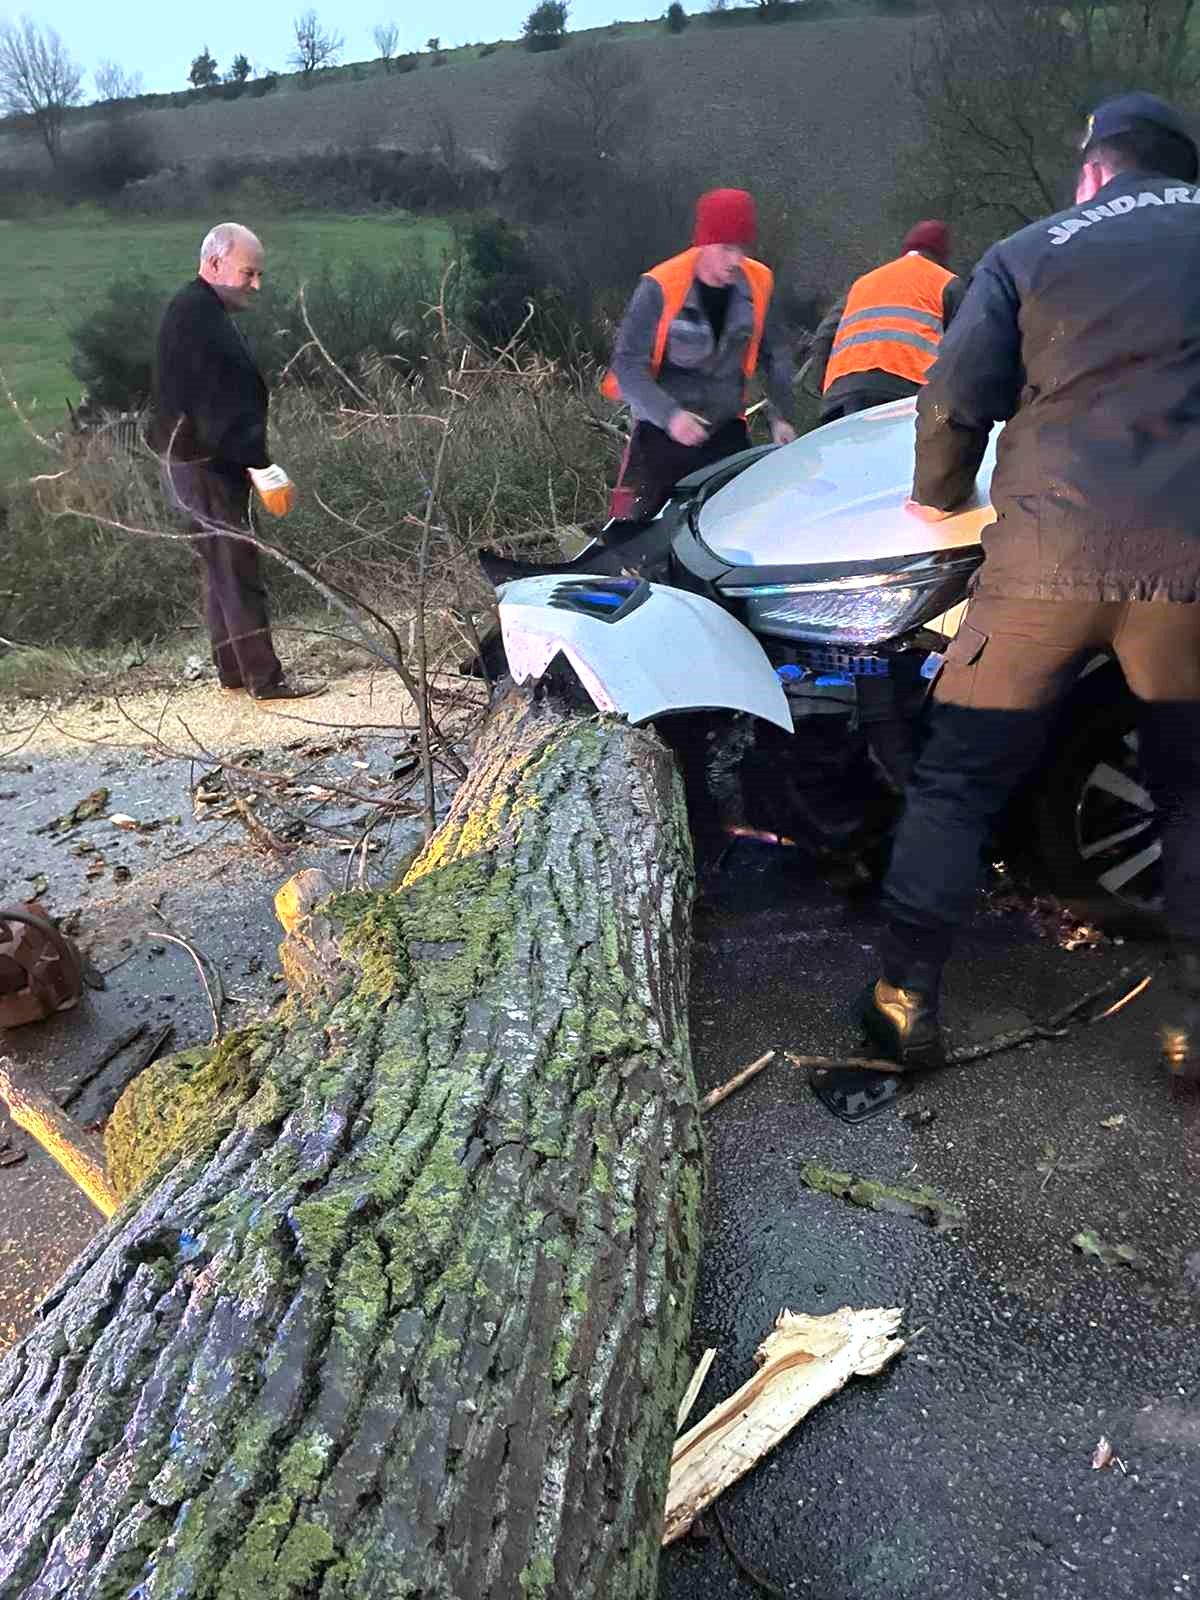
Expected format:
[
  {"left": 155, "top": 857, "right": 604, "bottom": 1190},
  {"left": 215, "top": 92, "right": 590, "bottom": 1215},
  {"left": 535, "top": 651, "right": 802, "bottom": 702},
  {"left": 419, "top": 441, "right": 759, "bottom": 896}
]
[{"left": 1048, "top": 188, "right": 1200, "bottom": 243}]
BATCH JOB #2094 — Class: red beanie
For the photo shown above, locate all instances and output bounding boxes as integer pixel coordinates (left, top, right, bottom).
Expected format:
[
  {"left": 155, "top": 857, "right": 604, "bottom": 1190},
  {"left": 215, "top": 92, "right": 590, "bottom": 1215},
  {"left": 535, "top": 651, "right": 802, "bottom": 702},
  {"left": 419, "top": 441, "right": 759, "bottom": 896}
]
[
  {"left": 693, "top": 188, "right": 757, "bottom": 248},
  {"left": 902, "top": 220, "right": 951, "bottom": 262}
]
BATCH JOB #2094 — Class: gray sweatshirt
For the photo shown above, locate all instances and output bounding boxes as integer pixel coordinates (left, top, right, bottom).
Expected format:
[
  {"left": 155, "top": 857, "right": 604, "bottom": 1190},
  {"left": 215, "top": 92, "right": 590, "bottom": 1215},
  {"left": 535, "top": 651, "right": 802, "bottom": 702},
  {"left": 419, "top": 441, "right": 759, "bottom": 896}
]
[{"left": 610, "top": 268, "right": 796, "bottom": 432}]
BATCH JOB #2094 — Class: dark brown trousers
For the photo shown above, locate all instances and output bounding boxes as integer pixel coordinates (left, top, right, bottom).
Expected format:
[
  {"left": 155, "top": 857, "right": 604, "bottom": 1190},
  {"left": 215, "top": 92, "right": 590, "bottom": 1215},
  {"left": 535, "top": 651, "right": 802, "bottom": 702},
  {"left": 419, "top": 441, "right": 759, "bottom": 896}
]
[{"left": 162, "top": 462, "right": 283, "bottom": 693}]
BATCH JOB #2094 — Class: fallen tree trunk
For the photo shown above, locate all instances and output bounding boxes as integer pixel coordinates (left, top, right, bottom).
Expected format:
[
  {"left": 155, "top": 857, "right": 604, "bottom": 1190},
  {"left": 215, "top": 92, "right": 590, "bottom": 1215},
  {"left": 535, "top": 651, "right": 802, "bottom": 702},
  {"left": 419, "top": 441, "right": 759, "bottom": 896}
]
[{"left": 0, "top": 690, "right": 702, "bottom": 1600}]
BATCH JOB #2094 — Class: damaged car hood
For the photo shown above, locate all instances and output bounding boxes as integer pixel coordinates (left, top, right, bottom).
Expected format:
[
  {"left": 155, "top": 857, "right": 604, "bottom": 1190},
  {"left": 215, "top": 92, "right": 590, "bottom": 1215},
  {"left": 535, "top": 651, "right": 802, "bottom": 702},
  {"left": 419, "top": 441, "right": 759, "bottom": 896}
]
[{"left": 697, "top": 398, "right": 999, "bottom": 569}]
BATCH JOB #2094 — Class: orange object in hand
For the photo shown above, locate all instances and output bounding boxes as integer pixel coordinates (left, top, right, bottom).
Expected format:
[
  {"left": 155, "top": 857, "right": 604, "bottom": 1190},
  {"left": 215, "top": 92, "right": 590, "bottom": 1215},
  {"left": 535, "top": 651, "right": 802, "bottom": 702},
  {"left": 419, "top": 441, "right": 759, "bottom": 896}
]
[{"left": 248, "top": 463, "right": 297, "bottom": 518}]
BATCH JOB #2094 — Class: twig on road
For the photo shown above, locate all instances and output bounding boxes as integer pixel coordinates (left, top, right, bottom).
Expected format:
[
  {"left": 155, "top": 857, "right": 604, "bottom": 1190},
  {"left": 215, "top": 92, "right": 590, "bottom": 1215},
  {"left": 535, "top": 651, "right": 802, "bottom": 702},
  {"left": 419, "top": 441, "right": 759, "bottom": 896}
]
[{"left": 700, "top": 1051, "right": 776, "bottom": 1113}]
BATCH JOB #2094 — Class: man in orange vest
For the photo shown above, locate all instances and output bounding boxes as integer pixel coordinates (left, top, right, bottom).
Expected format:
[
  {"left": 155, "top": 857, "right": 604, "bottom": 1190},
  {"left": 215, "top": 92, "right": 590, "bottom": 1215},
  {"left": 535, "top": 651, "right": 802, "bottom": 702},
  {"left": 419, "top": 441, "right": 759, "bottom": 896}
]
[
  {"left": 809, "top": 221, "right": 965, "bottom": 423},
  {"left": 606, "top": 188, "right": 796, "bottom": 520}
]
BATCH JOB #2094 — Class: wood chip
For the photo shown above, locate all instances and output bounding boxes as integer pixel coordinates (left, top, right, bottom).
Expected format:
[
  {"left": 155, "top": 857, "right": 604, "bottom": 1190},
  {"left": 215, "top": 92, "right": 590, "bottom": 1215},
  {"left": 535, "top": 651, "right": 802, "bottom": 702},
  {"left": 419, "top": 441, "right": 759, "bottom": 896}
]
[{"left": 663, "top": 1306, "right": 904, "bottom": 1545}]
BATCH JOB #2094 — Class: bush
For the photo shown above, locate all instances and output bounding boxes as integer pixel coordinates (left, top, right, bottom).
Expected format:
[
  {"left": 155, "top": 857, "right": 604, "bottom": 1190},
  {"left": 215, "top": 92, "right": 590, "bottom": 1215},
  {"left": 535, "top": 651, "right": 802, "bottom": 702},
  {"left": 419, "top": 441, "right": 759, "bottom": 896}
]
[
  {"left": 255, "top": 257, "right": 461, "bottom": 396},
  {"left": 431, "top": 52, "right": 448, "bottom": 66},
  {"left": 5, "top": 325, "right": 615, "bottom": 651},
  {"left": 479, "top": 41, "right": 499, "bottom": 56},
  {"left": 394, "top": 54, "right": 419, "bottom": 72},
  {"left": 666, "top": 2, "right": 688, "bottom": 30},
  {"left": 248, "top": 73, "right": 278, "bottom": 96},
  {"left": 68, "top": 274, "right": 169, "bottom": 410},
  {"left": 63, "top": 116, "right": 160, "bottom": 199},
  {"left": 461, "top": 214, "right": 545, "bottom": 347}
]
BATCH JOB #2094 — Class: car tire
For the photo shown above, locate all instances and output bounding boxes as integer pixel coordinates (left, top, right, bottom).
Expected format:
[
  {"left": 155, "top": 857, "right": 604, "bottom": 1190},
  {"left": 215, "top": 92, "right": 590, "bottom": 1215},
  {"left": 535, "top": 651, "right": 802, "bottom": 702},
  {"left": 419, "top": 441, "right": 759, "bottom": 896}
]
[{"left": 1025, "top": 691, "right": 1165, "bottom": 938}]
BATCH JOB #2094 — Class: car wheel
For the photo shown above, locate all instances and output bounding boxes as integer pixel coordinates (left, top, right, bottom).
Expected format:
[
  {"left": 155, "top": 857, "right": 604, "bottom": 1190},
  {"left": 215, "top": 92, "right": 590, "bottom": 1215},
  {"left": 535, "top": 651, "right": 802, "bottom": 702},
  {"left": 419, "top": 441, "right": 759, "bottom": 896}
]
[{"left": 1030, "top": 693, "right": 1165, "bottom": 936}]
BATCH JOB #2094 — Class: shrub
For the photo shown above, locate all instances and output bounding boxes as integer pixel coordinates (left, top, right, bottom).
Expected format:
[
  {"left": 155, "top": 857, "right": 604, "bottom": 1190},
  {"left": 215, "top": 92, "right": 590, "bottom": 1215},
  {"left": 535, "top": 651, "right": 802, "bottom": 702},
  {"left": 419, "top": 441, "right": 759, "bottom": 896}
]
[
  {"left": 394, "top": 53, "right": 419, "bottom": 72},
  {"left": 64, "top": 116, "right": 160, "bottom": 199},
  {"left": 479, "top": 41, "right": 499, "bottom": 56},
  {"left": 68, "top": 274, "right": 169, "bottom": 411},
  {"left": 666, "top": 2, "right": 688, "bottom": 30},
  {"left": 5, "top": 323, "right": 615, "bottom": 651},
  {"left": 461, "top": 214, "right": 546, "bottom": 347},
  {"left": 431, "top": 52, "right": 448, "bottom": 66},
  {"left": 247, "top": 73, "right": 278, "bottom": 96},
  {"left": 254, "top": 257, "right": 461, "bottom": 396}
]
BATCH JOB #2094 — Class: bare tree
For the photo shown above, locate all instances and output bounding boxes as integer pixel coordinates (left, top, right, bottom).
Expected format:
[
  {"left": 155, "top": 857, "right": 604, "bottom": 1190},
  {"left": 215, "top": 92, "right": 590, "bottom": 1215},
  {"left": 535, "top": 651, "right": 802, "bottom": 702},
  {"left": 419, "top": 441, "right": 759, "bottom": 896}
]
[
  {"left": 0, "top": 17, "right": 83, "bottom": 167},
  {"left": 545, "top": 40, "right": 650, "bottom": 163},
  {"left": 290, "top": 10, "right": 345, "bottom": 78},
  {"left": 910, "top": 0, "right": 1200, "bottom": 256},
  {"left": 93, "top": 60, "right": 142, "bottom": 105},
  {"left": 372, "top": 19, "right": 400, "bottom": 71}
]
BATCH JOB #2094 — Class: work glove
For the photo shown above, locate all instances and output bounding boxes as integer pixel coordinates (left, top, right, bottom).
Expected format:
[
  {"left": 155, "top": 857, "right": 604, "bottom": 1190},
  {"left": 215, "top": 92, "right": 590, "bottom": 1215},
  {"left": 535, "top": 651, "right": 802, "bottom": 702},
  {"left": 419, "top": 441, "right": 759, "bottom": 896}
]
[{"left": 248, "top": 463, "right": 297, "bottom": 518}]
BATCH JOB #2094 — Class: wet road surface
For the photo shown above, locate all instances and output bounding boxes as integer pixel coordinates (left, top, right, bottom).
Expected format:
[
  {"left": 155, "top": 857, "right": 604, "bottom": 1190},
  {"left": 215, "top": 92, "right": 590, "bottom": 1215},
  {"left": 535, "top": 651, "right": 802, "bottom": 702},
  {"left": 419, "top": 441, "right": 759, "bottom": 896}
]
[{"left": 661, "top": 843, "right": 1200, "bottom": 1600}]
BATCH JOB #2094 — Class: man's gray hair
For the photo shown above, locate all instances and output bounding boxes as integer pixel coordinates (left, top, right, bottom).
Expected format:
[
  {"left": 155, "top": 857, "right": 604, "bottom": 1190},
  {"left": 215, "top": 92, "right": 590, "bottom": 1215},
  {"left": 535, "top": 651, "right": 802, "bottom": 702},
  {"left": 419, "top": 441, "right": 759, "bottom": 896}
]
[{"left": 199, "top": 221, "right": 258, "bottom": 265}]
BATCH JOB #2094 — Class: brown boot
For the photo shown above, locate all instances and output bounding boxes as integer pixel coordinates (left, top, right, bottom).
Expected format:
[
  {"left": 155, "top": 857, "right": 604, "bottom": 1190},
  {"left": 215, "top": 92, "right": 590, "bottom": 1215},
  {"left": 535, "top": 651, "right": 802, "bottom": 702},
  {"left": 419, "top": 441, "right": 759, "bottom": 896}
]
[{"left": 858, "top": 977, "right": 947, "bottom": 1072}]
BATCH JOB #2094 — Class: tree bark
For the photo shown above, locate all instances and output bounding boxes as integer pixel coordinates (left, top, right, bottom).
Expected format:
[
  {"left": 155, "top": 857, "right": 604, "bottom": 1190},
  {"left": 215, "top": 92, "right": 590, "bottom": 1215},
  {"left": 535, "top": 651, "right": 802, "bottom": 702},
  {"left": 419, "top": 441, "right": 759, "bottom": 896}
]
[{"left": 0, "top": 690, "right": 701, "bottom": 1600}]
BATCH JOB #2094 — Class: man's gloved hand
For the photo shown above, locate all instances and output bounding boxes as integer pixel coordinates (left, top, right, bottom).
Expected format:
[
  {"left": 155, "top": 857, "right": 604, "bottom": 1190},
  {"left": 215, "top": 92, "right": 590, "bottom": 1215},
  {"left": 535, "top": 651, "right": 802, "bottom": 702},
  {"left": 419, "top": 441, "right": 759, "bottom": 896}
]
[{"left": 248, "top": 464, "right": 297, "bottom": 518}]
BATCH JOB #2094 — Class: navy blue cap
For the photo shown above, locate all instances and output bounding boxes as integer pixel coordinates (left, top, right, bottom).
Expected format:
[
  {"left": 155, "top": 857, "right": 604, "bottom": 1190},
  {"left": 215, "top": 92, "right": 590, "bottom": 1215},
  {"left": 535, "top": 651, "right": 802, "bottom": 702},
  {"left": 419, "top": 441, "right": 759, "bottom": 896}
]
[{"left": 1081, "top": 92, "right": 1196, "bottom": 153}]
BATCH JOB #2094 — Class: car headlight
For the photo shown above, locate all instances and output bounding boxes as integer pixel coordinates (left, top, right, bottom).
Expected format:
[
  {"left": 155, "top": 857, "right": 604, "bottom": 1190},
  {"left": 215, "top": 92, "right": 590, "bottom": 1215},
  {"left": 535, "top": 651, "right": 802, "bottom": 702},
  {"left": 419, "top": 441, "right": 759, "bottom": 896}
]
[{"left": 724, "top": 555, "right": 980, "bottom": 646}]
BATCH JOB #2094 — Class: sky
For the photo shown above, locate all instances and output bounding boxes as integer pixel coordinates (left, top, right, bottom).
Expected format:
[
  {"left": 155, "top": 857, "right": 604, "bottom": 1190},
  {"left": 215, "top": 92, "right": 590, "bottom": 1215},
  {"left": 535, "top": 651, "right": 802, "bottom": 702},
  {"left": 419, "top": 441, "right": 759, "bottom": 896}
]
[{"left": 16, "top": 1, "right": 662, "bottom": 97}]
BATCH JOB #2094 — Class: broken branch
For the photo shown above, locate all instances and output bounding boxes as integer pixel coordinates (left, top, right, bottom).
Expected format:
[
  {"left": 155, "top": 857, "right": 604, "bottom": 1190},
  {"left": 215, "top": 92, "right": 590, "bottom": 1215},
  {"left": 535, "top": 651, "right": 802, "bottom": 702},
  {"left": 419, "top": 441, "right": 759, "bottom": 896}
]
[{"left": 0, "top": 1054, "right": 118, "bottom": 1218}]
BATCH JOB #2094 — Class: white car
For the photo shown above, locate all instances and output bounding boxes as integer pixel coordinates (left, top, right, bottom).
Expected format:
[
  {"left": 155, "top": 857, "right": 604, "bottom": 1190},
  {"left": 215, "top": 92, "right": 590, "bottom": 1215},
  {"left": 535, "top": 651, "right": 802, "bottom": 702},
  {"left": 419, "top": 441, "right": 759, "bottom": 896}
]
[{"left": 492, "top": 399, "right": 1161, "bottom": 930}]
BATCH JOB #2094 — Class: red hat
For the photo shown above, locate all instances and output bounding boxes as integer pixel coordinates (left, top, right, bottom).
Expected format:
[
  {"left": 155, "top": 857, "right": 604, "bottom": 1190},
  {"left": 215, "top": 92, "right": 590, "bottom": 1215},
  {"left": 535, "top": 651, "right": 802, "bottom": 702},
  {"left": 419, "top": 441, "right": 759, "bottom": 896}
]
[
  {"left": 693, "top": 188, "right": 757, "bottom": 248},
  {"left": 902, "top": 220, "right": 951, "bottom": 262}
]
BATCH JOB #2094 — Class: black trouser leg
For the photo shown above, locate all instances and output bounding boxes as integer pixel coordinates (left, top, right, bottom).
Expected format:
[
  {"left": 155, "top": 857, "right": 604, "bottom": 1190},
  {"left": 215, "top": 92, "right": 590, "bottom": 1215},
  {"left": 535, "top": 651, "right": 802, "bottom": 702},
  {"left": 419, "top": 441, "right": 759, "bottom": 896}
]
[
  {"left": 882, "top": 701, "right": 1059, "bottom": 951},
  {"left": 610, "top": 418, "right": 750, "bottom": 520},
  {"left": 1109, "top": 601, "right": 1200, "bottom": 948},
  {"left": 1138, "top": 703, "right": 1200, "bottom": 945},
  {"left": 882, "top": 596, "right": 1100, "bottom": 979}
]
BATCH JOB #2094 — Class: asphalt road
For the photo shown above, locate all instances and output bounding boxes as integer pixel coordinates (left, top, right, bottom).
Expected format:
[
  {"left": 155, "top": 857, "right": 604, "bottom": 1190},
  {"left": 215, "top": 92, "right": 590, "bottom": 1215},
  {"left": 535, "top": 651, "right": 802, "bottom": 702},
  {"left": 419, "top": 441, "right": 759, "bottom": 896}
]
[
  {"left": 0, "top": 730, "right": 430, "bottom": 1353},
  {"left": 660, "top": 842, "right": 1200, "bottom": 1600},
  {"left": 4, "top": 731, "right": 1200, "bottom": 1596}
]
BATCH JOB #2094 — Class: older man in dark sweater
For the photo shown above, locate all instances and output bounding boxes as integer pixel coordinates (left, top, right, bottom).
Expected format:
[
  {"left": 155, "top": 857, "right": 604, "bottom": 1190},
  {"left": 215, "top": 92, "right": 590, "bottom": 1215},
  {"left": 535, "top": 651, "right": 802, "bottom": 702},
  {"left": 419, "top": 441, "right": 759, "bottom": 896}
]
[{"left": 150, "top": 222, "right": 317, "bottom": 701}]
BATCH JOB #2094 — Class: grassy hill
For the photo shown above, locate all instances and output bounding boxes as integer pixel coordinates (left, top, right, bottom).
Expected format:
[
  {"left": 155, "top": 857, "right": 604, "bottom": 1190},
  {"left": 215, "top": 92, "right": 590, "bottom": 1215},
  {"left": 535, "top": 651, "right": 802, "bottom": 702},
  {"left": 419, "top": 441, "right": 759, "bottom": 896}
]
[{"left": 25, "top": 12, "right": 928, "bottom": 296}]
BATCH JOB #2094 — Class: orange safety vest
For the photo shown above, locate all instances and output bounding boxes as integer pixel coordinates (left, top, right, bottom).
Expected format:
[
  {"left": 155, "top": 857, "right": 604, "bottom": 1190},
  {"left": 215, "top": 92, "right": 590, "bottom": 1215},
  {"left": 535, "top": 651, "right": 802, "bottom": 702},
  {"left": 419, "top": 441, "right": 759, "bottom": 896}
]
[
  {"left": 822, "top": 253, "right": 955, "bottom": 393},
  {"left": 602, "top": 247, "right": 774, "bottom": 405}
]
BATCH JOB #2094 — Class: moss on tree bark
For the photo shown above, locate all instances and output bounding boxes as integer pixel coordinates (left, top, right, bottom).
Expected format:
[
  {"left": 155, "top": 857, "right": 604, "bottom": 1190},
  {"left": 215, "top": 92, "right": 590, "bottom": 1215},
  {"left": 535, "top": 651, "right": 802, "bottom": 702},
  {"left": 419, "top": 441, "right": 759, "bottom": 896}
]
[{"left": 0, "top": 691, "right": 701, "bottom": 1599}]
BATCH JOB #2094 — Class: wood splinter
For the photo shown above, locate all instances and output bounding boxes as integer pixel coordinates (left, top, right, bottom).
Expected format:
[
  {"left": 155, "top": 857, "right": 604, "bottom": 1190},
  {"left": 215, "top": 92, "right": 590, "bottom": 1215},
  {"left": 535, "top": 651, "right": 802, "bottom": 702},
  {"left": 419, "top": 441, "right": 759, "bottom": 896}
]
[
  {"left": 0, "top": 1054, "right": 119, "bottom": 1218},
  {"left": 663, "top": 1305, "right": 905, "bottom": 1546}
]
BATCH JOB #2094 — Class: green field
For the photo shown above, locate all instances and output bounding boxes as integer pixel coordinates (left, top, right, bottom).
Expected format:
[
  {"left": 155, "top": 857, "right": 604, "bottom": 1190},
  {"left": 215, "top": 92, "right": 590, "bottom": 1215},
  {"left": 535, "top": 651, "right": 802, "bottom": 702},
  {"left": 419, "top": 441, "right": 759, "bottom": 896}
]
[{"left": 0, "top": 211, "right": 450, "bottom": 481}]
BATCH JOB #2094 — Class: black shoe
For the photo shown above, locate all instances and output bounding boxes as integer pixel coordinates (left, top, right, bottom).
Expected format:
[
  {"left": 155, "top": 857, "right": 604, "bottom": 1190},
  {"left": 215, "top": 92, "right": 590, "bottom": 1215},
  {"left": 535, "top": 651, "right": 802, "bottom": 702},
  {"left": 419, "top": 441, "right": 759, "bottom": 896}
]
[
  {"left": 858, "top": 978, "right": 947, "bottom": 1072},
  {"left": 249, "top": 679, "right": 323, "bottom": 702}
]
